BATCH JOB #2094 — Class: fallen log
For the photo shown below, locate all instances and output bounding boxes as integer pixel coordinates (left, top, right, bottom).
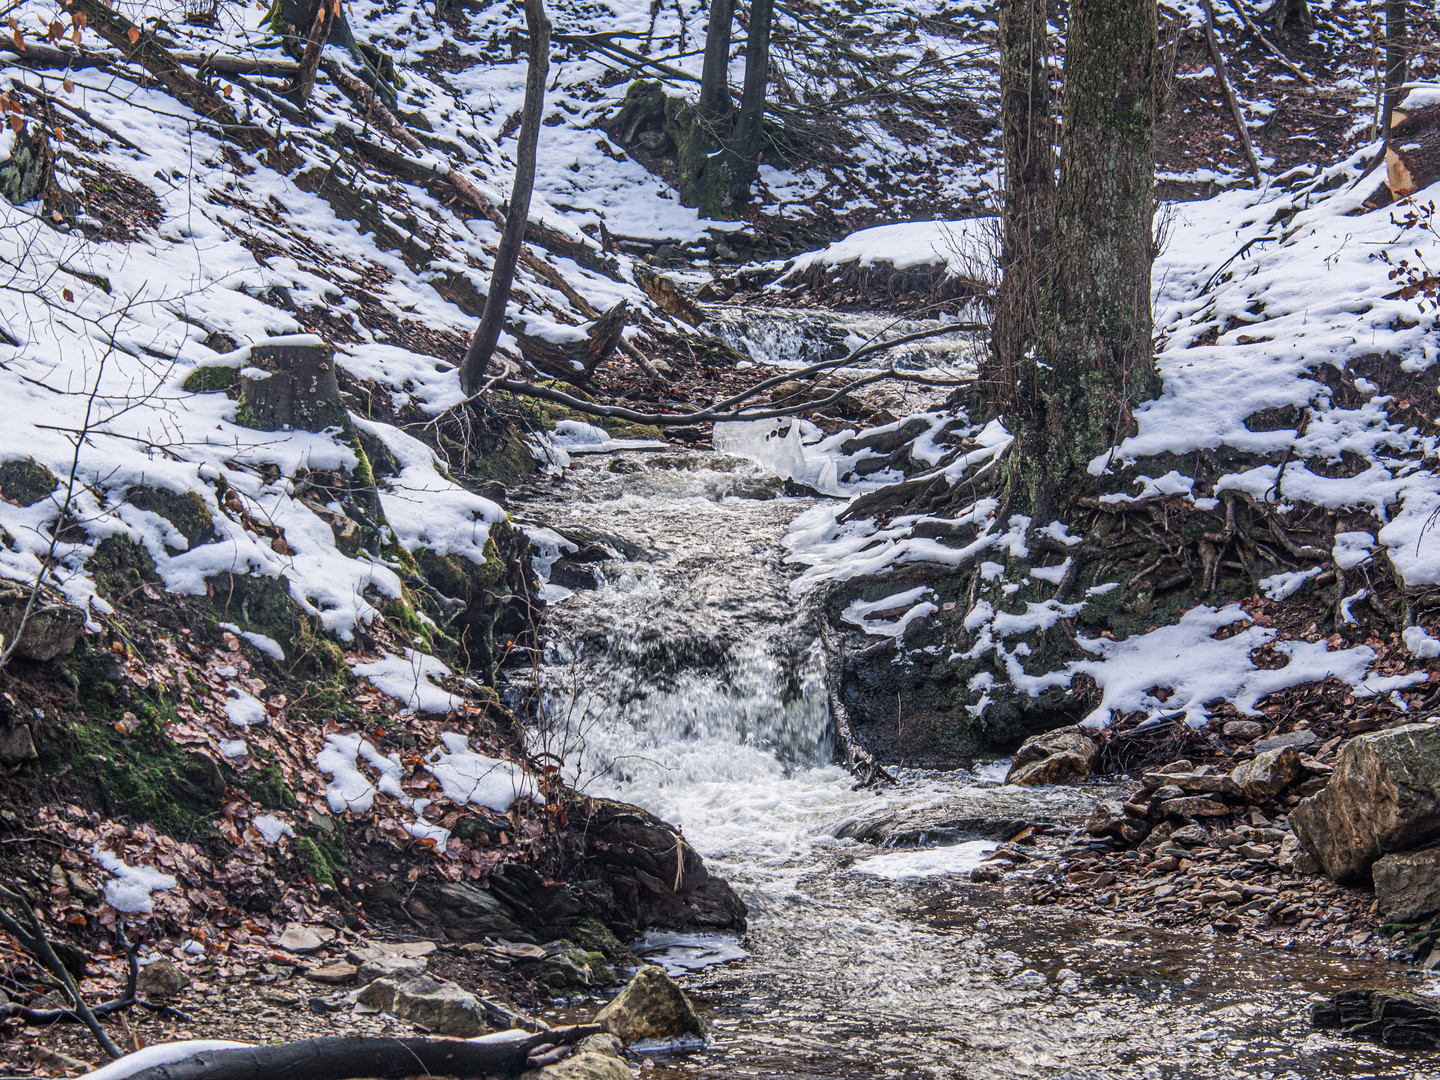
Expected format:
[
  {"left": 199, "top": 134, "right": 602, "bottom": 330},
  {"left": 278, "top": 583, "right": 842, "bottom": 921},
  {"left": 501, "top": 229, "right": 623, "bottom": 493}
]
[
  {"left": 1387, "top": 102, "right": 1440, "bottom": 198},
  {"left": 122, "top": 1027, "right": 603, "bottom": 1080},
  {"left": 0, "top": 38, "right": 303, "bottom": 78}
]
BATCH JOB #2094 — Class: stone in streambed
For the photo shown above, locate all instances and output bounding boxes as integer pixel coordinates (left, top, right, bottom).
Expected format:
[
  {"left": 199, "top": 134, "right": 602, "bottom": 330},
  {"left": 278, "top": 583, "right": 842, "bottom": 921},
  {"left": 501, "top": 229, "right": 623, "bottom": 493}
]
[
  {"left": 1229, "top": 745, "right": 1301, "bottom": 804},
  {"left": 1290, "top": 723, "right": 1440, "bottom": 883},
  {"left": 1373, "top": 845, "right": 1440, "bottom": 921},
  {"left": 1312, "top": 988, "right": 1440, "bottom": 1049},
  {"left": 1006, "top": 729, "right": 1100, "bottom": 786},
  {"left": 521, "top": 1051, "right": 632, "bottom": 1080},
  {"left": 356, "top": 974, "right": 489, "bottom": 1036},
  {"left": 595, "top": 965, "right": 705, "bottom": 1042}
]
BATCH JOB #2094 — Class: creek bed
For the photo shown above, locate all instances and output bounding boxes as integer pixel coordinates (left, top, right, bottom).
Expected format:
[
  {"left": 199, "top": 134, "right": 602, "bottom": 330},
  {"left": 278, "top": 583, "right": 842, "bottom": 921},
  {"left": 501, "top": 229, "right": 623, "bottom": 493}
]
[{"left": 512, "top": 445, "right": 1433, "bottom": 1080}]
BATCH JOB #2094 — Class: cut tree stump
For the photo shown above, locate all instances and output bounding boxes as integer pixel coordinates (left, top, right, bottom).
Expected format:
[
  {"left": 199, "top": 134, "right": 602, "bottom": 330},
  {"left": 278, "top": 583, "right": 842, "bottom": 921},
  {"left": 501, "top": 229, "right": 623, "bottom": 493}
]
[
  {"left": 1387, "top": 103, "right": 1440, "bottom": 198},
  {"left": 239, "top": 340, "right": 348, "bottom": 433},
  {"left": 511, "top": 300, "right": 629, "bottom": 385}
]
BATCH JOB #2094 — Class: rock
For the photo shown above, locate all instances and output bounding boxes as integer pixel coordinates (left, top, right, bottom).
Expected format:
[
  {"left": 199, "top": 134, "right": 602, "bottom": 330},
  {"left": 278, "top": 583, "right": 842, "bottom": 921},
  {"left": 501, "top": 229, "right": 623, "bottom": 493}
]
[
  {"left": 356, "top": 953, "right": 430, "bottom": 983},
  {"left": 1086, "top": 801, "right": 1126, "bottom": 838},
  {"left": 1373, "top": 845, "right": 1440, "bottom": 922},
  {"left": 537, "top": 940, "right": 615, "bottom": 990},
  {"left": 1290, "top": 723, "right": 1440, "bottom": 883},
  {"left": 136, "top": 957, "right": 189, "bottom": 1000},
  {"left": 0, "top": 723, "right": 37, "bottom": 765},
  {"left": 1254, "top": 729, "right": 1316, "bottom": 754},
  {"left": 575, "top": 1033, "right": 625, "bottom": 1058},
  {"left": 1156, "top": 796, "right": 1231, "bottom": 818},
  {"left": 276, "top": 925, "right": 335, "bottom": 954},
  {"left": 305, "top": 961, "right": 358, "bottom": 985},
  {"left": 350, "top": 939, "right": 437, "bottom": 960},
  {"left": 1277, "top": 833, "right": 1319, "bottom": 875},
  {"left": 1168, "top": 824, "right": 1212, "bottom": 847},
  {"left": 238, "top": 340, "right": 348, "bottom": 433},
  {"left": 0, "top": 579, "right": 84, "bottom": 661},
  {"left": 1222, "top": 720, "right": 1265, "bottom": 740},
  {"left": 1142, "top": 769, "right": 1240, "bottom": 797},
  {"left": 355, "top": 974, "right": 489, "bottom": 1037},
  {"left": 521, "top": 1051, "right": 632, "bottom": 1080},
  {"left": 1312, "top": 987, "right": 1440, "bottom": 1049},
  {"left": 1229, "top": 746, "right": 1301, "bottom": 804},
  {"left": 427, "top": 882, "right": 533, "bottom": 942},
  {"left": 1151, "top": 784, "right": 1185, "bottom": 802},
  {"left": 1005, "top": 729, "right": 1100, "bottom": 787},
  {"left": 30, "top": 1046, "right": 87, "bottom": 1074},
  {"left": 594, "top": 965, "right": 705, "bottom": 1042}
]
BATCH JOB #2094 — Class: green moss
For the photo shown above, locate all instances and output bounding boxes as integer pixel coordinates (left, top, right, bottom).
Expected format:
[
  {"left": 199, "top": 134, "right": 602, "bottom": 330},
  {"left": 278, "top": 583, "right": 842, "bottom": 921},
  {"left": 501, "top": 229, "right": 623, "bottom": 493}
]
[
  {"left": 350, "top": 433, "right": 375, "bottom": 489},
  {"left": 291, "top": 835, "right": 335, "bottom": 888},
  {"left": 182, "top": 366, "right": 237, "bottom": 394},
  {"left": 242, "top": 762, "right": 296, "bottom": 810},
  {"left": 233, "top": 395, "right": 262, "bottom": 430},
  {"left": 470, "top": 425, "right": 540, "bottom": 485},
  {"left": 125, "top": 486, "right": 216, "bottom": 548},
  {"left": 90, "top": 535, "right": 161, "bottom": 601},
  {"left": 0, "top": 458, "right": 59, "bottom": 506},
  {"left": 62, "top": 711, "right": 223, "bottom": 838}
]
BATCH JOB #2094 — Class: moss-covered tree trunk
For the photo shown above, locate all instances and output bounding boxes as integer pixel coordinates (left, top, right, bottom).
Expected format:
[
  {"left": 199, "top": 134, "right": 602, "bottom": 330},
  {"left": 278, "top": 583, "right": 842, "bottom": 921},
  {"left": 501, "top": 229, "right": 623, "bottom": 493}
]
[
  {"left": 985, "top": 0, "right": 1056, "bottom": 421},
  {"left": 1012, "top": 0, "right": 1160, "bottom": 521}
]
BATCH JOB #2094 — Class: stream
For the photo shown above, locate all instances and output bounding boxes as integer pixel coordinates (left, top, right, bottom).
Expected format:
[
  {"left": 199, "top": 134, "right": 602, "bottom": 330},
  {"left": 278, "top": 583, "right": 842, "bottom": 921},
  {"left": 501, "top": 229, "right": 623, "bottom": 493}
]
[{"left": 508, "top": 321, "right": 1435, "bottom": 1079}]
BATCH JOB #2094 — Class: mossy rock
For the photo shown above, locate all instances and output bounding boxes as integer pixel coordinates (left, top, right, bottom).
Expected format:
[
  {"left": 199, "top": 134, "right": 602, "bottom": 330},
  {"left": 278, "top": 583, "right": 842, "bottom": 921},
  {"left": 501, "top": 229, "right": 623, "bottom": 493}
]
[
  {"left": 467, "top": 424, "right": 540, "bottom": 486},
  {"left": 291, "top": 835, "right": 336, "bottom": 888},
  {"left": 0, "top": 458, "right": 58, "bottom": 506},
  {"left": 125, "top": 486, "right": 217, "bottom": 549},
  {"left": 242, "top": 761, "right": 297, "bottom": 811},
  {"left": 207, "top": 572, "right": 301, "bottom": 656},
  {"left": 90, "top": 535, "right": 161, "bottom": 601},
  {"left": 182, "top": 366, "right": 238, "bottom": 393}
]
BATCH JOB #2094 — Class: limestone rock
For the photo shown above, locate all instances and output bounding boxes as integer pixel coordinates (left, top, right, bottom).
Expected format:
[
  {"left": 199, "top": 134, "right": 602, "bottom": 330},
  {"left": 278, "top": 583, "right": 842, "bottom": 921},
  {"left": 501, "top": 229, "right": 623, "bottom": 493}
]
[
  {"left": 0, "top": 724, "right": 37, "bottom": 764},
  {"left": 1373, "top": 845, "right": 1440, "bottom": 922},
  {"left": 276, "top": 924, "right": 334, "bottom": 954},
  {"left": 1277, "top": 832, "right": 1319, "bottom": 875},
  {"left": 1254, "top": 729, "right": 1316, "bottom": 754},
  {"left": 1156, "top": 796, "right": 1230, "bottom": 818},
  {"left": 1290, "top": 723, "right": 1440, "bottom": 883},
  {"left": 520, "top": 1050, "right": 632, "bottom": 1080},
  {"left": 355, "top": 974, "right": 489, "bottom": 1037},
  {"left": 1229, "top": 746, "right": 1301, "bottom": 804},
  {"left": 1141, "top": 768, "right": 1239, "bottom": 798},
  {"left": 305, "top": 961, "right": 358, "bottom": 985},
  {"left": 1005, "top": 729, "right": 1100, "bottom": 787},
  {"left": 356, "top": 953, "right": 430, "bottom": 983},
  {"left": 594, "top": 965, "right": 705, "bottom": 1043},
  {"left": 1222, "top": 720, "right": 1265, "bottom": 740},
  {"left": 136, "top": 957, "right": 189, "bottom": 1000},
  {"left": 1312, "top": 987, "right": 1440, "bottom": 1049}
]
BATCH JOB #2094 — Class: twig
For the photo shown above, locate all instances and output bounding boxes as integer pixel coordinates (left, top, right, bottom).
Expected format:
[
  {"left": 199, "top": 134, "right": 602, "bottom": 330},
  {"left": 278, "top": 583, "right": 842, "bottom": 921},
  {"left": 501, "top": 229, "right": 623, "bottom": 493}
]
[
  {"left": 1202, "top": 0, "right": 1265, "bottom": 184},
  {"left": 1223, "top": 0, "right": 1313, "bottom": 85}
]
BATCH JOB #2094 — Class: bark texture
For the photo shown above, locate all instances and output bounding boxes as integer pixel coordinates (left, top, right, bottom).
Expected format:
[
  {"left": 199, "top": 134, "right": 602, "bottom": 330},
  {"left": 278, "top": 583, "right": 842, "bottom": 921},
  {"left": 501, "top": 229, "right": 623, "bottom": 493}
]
[
  {"left": 1019, "top": 0, "right": 1160, "bottom": 519},
  {"left": 986, "top": 0, "right": 1055, "bottom": 419},
  {"left": 1384, "top": 0, "right": 1408, "bottom": 134},
  {"left": 724, "top": 0, "right": 775, "bottom": 206},
  {"left": 698, "top": 0, "right": 735, "bottom": 118},
  {"left": 459, "top": 0, "right": 552, "bottom": 397}
]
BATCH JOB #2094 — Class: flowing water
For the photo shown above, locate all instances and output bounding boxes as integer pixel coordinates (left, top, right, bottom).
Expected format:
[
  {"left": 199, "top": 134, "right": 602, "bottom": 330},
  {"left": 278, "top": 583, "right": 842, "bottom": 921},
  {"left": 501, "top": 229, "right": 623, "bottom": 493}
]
[{"left": 510, "top": 436, "right": 1437, "bottom": 1079}]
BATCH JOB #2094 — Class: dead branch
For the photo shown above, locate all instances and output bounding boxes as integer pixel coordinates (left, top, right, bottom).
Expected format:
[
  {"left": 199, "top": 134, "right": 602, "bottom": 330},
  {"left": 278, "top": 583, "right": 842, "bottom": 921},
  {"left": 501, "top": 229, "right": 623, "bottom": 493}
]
[
  {"left": 1201, "top": 0, "right": 1265, "bottom": 184},
  {"left": 0, "top": 37, "right": 303, "bottom": 78},
  {"left": 1223, "top": 0, "right": 1314, "bottom": 85},
  {"left": 291, "top": 0, "right": 336, "bottom": 104}
]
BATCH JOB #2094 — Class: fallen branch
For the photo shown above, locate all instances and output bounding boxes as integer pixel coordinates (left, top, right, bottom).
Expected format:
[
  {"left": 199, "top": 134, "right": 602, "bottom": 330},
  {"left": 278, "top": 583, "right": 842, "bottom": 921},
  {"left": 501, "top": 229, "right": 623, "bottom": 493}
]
[
  {"left": 123, "top": 1026, "right": 604, "bottom": 1080},
  {"left": 1201, "top": 0, "right": 1265, "bottom": 184},
  {"left": 0, "top": 37, "right": 303, "bottom": 78},
  {"left": 1223, "top": 0, "right": 1313, "bottom": 85}
]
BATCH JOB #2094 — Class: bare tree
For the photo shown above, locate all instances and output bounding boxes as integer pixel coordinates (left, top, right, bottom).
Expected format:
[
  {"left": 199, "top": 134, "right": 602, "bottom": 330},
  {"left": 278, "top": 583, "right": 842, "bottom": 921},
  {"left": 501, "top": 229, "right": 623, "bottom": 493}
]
[
  {"left": 1384, "top": 0, "right": 1408, "bottom": 135},
  {"left": 723, "top": 0, "right": 776, "bottom": 206},
  {"left": 459, "top": 0, "right": 552, "bottom": 397}
]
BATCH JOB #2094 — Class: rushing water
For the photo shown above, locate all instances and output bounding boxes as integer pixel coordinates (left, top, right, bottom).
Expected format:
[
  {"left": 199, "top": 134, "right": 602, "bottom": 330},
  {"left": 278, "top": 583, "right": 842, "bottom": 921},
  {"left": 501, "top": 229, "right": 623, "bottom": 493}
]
[{"left": 511, "top": 445, "right": 1438, "bottom": 1080}]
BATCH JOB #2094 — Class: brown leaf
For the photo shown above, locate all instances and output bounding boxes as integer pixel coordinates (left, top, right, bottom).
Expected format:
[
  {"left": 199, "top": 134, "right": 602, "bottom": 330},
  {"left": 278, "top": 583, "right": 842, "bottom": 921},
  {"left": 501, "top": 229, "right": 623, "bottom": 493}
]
[{"left": 126, "top": 25, "right": 139, "bottom": 44}]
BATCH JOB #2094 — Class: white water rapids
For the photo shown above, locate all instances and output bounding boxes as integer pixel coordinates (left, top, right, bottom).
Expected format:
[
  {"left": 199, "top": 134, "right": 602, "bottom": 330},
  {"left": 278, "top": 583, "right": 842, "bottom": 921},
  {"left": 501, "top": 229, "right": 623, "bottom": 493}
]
[{"left": 511, "top": 433, "right": 1432, "bottom": 1079}]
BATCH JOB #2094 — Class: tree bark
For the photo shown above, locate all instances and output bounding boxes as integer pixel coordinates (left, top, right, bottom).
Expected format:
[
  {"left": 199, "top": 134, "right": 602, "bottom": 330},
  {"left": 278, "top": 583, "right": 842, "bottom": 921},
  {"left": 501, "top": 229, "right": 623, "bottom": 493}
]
[
  {"left": 985, "top": 0, "right": 1055, "bottom": 419},
  {"left": 1386, "top": 103, "right": 1440, "bottom": 198},
  {"left": 458, "top": 0, "right": 552, "bottom": 398},
  {"left": 1021, "top": 0, "right": 1160, "bottom": 519},
  {"left": 1384, "top": 0, "right": 1408, "bottom": 135},
  {"left": 291, "top": 0, "right": 336, "bottom": 105},
  {"left": 724, "top": 0, "right": 775, "bottom": 207},
  {"left": 699, "top": 0, "right": 736, "bottom": 119}
]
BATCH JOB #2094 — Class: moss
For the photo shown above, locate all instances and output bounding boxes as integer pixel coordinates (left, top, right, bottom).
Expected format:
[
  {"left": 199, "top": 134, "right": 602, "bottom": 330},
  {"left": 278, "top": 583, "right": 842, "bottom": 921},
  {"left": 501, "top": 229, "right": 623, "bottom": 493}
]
[
  {"left": 0, "top": 458, "right": 59, "bottom": 506},
  {"left": 233, "top": 395, "right": 262, "bottom": 430},
  {"left": 242, "top": 761, "right": 296, "bottom": 810},
  {"left": 291, "top": 835, "right": 335, "bottom": 888},
  {"left": 469, "top": 425, "right": 540, "bottom": 485},
  {"left": 182, "top": 366, "right": 237, "bottom": 394},
  {"left": 350, "top": 434, "right": 376, "bottom": 489},
  {"left": 125, "top": 486, "right": 217, "bottom": 548},
  {"left": 61, "top": 711, "right": 223, "bottom": 838},
  {"left": 566, "top": 918, "right": 627, "bottom": 964},
  {"left": 90, "top": 535, "right": 161, "bottom": 601}
]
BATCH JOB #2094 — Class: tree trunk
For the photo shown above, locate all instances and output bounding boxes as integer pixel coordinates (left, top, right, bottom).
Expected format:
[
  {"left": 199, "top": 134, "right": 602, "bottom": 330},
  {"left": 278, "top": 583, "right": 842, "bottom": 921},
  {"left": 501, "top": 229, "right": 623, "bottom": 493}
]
[
  {"left": 699, "top": 0, "right": 736, "bottom": 119},
  {"left": 985, "top": 0, "right": 1055, "bottom": 419},
  {"left": 1384, "top": 0, "right": 1408, "bottom": 135},
  {"left": 1021, "top": 0, "right": 1160, "bottom": 520},
  {"left": 291, "top": 0, "right": 336, "bottom": 105},
  {"left": 458, "top": 0, "right": 552, "bottom": 398},
  {"left": 1387, "top": 103, "right": 1440, "bottom": 197},
  {"left": 724, "top": 0, "right": 775, "bottom": 207}
]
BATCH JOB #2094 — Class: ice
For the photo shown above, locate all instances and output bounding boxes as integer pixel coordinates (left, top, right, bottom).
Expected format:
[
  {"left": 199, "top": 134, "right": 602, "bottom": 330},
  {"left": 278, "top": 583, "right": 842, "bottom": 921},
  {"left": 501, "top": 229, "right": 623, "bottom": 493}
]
[
  {"left": 852, "top": 839, "right": 1000, "bottom": 880},
  {"left": 252, "top": 814, "right": 295, "bottom": 844}
]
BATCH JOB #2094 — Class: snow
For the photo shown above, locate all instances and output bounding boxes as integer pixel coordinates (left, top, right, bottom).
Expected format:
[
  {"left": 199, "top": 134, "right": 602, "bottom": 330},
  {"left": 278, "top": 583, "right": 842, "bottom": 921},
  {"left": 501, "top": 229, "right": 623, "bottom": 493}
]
[
  {"left": 218, "top": 739, "right": 248, "bottom": 759},
  {"left": 1404, "top": 625, "right": 1440, "bottom": 660},
  {"left": 93, "top": 845, "right": 177, "bottom": 915},
  {"left": 316, "top": 732, "right": 393, "bottom": 814},
  {"left": 777, "top": 218, "right": 993, "bottom": 278},
  {"left": 80, "top": 1041, "right": 253, "bottom": 1080},
  {"left": 853, "top": 840, "right": 1000, "bottom": 880},
  {"left": 1072, "top": 605, "right": 1376, "bottom": 730},
  {"left": 252, "top": 814, "right": 294, "bottom": 844},
  {"left": 423, "top": 732, "right": 536, "bottom": 812},
  {"left": 549, "top": 420, "right": 667, "bottom": 454},
  {"left": 841, "top": 587, "right": 939, "bottom": 641},
  {"left": 352, "top": 650, "right": 463, "bottom": 714},
  {"left": 714, "top": 417, "right": 900, "bottom": 497},
  {"left": 224, "top": 689, "right": 267, "bottom": 727}
]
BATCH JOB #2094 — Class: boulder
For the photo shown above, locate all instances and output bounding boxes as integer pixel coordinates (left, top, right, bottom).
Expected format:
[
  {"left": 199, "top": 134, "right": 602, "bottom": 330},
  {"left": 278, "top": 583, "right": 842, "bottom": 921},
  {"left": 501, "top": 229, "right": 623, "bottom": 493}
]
[
  {"left": 1005, "top": 729, "right": 1100, "bottom": 787},
  {"left": 1290, "top": 724, "right": 1440, "bottom": 883},
  {"left": 0, "top": 579, "right": 83, "bottom": 661},
  {"left": 1222, "top": 720, "right": 1265, "bottom": 740},
  {"left": 136, "top": 958, "right": 189, "bottom": 1000},
  {"left": 1254, "top": 729, "right": 1316, "bottom": 754},
  {"left": 427, "top": 882, "right": 533, "bottom": 942},
  {"left": 1277, "top": 833, "right": 1319, "bottom": 875},
  {"left": 305, "top": 962, "right": 358, "bottom": 985},
  {"left": 594, "top": 965, "right": 705, "bottom": 1043},
  {"left": 1373, "top": 845, "right": 1440, "bottom": 922},
  {"left": 536, "top": 940, "right": 614, "bottom": 991},
  {"left": 1229, "top": 746, "right": 1301, "bottom": 804},
  {"left": 520, "top": 1051, "right": 632, "bottom": 1080},
  {"left": 1141, "top": 768, "right": 1240, "bottom": 798},
  {"left": 355, "top": 974, "right": 489, "bottom": 1037},
  {"left": 275, "top": 924, "right": 334, "bottom": 954},
  {"left": 0, "top": 724, "right": 37, "bottom": 765},
  {"left": 1312, "top": 987, "right": 1440, "bottom": 1049}
]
